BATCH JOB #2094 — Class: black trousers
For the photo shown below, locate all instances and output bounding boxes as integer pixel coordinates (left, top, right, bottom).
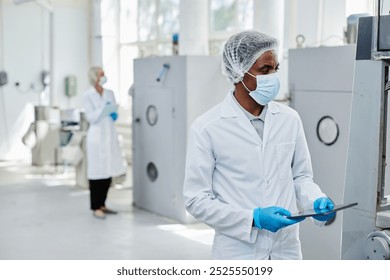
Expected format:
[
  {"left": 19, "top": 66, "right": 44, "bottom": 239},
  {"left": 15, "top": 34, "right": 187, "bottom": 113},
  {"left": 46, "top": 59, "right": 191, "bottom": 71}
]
[{"left": 89, "top": 178, "right": 112, "bottom": 210}]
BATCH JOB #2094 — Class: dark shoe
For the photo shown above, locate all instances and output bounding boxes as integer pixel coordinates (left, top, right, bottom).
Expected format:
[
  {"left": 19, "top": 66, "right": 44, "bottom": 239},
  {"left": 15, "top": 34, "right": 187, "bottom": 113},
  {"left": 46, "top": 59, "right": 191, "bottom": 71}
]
[
  {"left": 102, "top": 207, "right": 117, "bottom": 214},
  {"left": 93, "top": 209, "right": 106, "bottom": 219}
]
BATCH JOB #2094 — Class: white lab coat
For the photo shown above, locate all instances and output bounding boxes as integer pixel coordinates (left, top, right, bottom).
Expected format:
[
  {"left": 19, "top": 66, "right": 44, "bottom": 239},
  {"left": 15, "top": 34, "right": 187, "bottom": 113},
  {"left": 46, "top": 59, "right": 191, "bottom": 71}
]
[
  {"left": 183, "top": 90, "right": 325, "bottom": 260},
  {"left": 82, "top": 87, "right": 126, "bottom": 180}
]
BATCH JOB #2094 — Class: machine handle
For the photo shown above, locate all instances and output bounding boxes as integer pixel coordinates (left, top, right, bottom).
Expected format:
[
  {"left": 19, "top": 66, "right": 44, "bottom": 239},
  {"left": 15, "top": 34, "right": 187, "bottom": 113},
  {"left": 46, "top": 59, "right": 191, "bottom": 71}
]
[{"left": 156, "top": 63, "right": 170, "bottom": 82}]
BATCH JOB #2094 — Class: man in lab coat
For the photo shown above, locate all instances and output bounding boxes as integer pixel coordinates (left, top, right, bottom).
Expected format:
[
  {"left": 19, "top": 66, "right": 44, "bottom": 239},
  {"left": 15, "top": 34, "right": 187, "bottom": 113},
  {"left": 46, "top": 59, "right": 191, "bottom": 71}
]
[
  {"left": 183, "top": 31, "right": 334, "bottom": 260},
  {"left": 82, "top": 67, "right": 127, "bottom": 219}
]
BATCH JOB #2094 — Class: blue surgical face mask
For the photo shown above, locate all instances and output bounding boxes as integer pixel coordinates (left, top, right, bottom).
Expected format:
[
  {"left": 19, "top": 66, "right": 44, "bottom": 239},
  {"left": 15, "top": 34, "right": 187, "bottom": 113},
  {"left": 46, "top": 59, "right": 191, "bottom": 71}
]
[
  {"left": 98, "top": 76, "right": 107, "bottom": 86},
  {"left": 241, "top": 72, "right": 280, "bottom": 105}
]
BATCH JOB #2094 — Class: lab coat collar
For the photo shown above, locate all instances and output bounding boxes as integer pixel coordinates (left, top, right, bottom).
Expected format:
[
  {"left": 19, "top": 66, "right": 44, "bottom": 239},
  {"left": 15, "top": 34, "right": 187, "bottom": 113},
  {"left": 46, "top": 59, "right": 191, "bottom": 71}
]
[
  {"left": 88, "top": 86, "right": 109, "bottom": 97},
  {"left": 220, "top": 89, "right": 281, "bottom": 118}
]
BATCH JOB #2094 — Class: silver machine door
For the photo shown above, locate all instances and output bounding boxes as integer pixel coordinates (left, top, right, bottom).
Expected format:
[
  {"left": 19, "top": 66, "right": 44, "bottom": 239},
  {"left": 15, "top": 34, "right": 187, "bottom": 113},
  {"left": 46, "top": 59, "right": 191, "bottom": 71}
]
[
  {"left": 133, "top": 86, "right": 175, "bottom": 220},
  {"left": 132, "top": 56, "right": 230, "bottom": 224},
  {"left": 292, "top": 90, "right": 352, "bottom": 259},
  {"left": 289, "top": 45, "right": 356, "bottom": 259}
]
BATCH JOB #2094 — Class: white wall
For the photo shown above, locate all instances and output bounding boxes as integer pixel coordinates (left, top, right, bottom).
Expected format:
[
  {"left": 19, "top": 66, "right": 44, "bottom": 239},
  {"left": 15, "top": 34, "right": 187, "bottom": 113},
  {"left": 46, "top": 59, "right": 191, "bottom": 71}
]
[
  {"left": 53, "top": 1, "right": 90, "bottom": 109},
  {"left": 100, "top": 0, "right": 120, "bottom": 103},
  {"left": 293, "top": 0, "right": 346, "bottom": 48},
  {"left": 0, "top": 0, "right": 91, "bottom": 160}
]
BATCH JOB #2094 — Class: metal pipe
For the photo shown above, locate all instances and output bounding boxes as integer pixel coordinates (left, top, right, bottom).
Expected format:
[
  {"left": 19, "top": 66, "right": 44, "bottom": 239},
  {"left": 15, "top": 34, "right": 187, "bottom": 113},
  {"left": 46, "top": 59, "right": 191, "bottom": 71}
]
[
  {"left": 380, "top": 65, "right": 389, "bottom": 206},
  {"left": 49, "top": 10, "right": 53, "bottom": 106},
  {"left": 380, "top": 88, "right": 388, "bottom": 204}
]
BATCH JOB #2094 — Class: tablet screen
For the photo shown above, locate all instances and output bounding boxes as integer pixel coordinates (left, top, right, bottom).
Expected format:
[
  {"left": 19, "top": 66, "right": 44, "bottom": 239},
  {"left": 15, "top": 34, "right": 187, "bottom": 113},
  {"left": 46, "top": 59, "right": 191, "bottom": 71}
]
[{"left": 288, "top": 202, "right": 358, "bottom": 219}]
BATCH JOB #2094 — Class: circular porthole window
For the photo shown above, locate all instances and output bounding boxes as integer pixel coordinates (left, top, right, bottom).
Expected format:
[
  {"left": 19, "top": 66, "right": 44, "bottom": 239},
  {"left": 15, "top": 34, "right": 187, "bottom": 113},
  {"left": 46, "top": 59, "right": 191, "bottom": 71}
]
[
  {"left": 316, "top": 116, "right": 339, "bottom": 146},
  {"left": 146, "top": 105, "right": 158, "bottom": 126},
  {"left": 147, "top": 162, "right": 158, "bottom": 182}
]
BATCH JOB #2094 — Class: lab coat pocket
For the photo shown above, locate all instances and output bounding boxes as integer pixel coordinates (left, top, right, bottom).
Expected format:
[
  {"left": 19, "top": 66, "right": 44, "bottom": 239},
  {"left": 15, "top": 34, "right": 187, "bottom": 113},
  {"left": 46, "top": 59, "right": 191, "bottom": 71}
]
[{"left": 276, "top": 142, "right": 295, "bottom": 180}]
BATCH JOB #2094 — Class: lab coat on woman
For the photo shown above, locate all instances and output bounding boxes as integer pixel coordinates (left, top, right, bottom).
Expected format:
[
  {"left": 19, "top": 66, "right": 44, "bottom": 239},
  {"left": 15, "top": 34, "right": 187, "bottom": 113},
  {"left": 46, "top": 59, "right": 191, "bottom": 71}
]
[
  {"left": 183, "top": 90, "right": 325, "bottom": 260},
  {"left": 82, "top": 87, "right": 126, "bottom": 180}
]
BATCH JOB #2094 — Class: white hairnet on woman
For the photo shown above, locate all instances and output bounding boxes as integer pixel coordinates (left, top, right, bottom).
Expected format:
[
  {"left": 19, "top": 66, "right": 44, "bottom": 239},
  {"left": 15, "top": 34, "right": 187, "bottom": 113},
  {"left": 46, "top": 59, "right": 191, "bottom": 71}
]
[{"left": 183, "top": 30, "right": 334, "bottom": 260}]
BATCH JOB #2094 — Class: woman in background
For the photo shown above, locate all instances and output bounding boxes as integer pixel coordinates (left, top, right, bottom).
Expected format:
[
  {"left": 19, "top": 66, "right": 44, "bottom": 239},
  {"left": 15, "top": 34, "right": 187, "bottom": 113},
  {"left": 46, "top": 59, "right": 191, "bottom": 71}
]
[{"left": 82, "top": 67, "right": 126, "bottom": 219}]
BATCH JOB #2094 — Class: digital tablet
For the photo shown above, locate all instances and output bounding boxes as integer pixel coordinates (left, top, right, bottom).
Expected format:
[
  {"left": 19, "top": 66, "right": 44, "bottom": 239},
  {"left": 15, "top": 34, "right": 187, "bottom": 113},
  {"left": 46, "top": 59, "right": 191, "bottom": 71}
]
[{"left": 287, "top": 202, "right": 358, "bottom": 220}]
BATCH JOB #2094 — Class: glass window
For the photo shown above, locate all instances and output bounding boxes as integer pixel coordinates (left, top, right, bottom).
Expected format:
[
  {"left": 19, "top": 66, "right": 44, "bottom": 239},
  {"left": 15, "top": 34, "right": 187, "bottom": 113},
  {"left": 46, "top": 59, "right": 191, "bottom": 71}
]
[
  {"left": 210, "top": 0, "right": 237, "bottom": 32},
  {"left": 120, "top": 0, "right": 138, "bottom": 43},
  {"left": 209, "top": 0, "right": 253, "bottom": 55},
  {"left": 134, "top": 0, "right": 179, "bottom": 47},
  {"left": 210, "top": 0, "right": 253, "bottom": 34},
  {"left": 237, "top": 0, "right": 253, "bottom": 31},
  {"left": 158, "top": 0, "right": 179, "bottom": 40},
  {"left": 138, "top": 0, "right": 158, "bottom": 41},
  {"left": 116, "top": 0, "right": 254, "bottom": 103}
]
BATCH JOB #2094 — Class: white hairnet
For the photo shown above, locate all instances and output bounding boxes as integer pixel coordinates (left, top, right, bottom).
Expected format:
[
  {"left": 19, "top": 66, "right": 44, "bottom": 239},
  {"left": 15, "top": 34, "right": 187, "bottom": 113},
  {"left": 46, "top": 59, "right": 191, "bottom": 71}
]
[
  {"left": 88, "top": 66, "right": 102, "bottom": 85},
  {"left": 222, "top": 31, "right": 279, "bottom": 84}
]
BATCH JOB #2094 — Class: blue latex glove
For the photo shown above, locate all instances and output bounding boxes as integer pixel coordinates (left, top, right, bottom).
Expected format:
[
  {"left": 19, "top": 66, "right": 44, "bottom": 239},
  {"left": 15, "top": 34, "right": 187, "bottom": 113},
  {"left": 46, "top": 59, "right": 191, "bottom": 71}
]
[
  {"left": 253, "top": 206, "right": 305, "bottom": 233},
  {"left": 313, "top": 197, "right": 335, "bottom": 221},
  {"left": 110, "top": 112, "right": 118, "bottom": 121}
]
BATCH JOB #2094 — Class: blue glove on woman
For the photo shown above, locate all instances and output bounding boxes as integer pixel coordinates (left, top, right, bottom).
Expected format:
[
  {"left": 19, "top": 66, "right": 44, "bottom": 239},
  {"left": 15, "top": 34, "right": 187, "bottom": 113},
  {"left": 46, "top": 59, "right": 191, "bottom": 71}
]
[
  {"left": 110, "top": 112, "right": 118, "bottom": 121},
  {"left": 313, "top": 197, "right": 335, "bottom": 221},
  {"left": 253, "top": 206, "right": 305, "bottom": 233}
]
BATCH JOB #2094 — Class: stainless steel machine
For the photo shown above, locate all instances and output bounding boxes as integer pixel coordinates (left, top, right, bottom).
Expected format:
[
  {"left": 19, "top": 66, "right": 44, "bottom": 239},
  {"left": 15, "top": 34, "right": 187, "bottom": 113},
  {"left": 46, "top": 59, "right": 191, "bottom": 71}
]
[
  {"left": 289, "top": 45, "right": 356, "bottom": 259},
  {"left": 132, "top": 56, "right": 231, "bottom": 223},
  {"left": 22, "top": 105, "right": 61, "bottom": 166},
  {"left": 289, "top": 0, "right": 390, "bottom": 259},
  {"left": 60, "top": 109, "right": 89, "bottom": 188},
  {"left": 341, "top": 12, "right": 390, "bottom": 259},
  {"left": 22, "top": 106, "right": 89, "bottom": 188}
]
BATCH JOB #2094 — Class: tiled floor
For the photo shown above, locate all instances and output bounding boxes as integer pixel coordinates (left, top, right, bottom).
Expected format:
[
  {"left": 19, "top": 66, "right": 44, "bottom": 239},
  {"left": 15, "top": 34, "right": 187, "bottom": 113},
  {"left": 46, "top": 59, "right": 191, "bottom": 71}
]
[{"left": 0, "top": 161, "right": 213, "bottom": 260}]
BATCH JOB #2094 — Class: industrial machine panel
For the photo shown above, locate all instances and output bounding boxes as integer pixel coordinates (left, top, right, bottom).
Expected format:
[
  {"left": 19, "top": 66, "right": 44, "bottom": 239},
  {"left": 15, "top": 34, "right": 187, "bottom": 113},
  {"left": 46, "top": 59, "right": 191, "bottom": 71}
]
[
  {"left": 133, "top": 87, "right": 175, "bottom": 219},
  {"left": 289, "top": 45, "right": 356, "bottom": 259}
]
